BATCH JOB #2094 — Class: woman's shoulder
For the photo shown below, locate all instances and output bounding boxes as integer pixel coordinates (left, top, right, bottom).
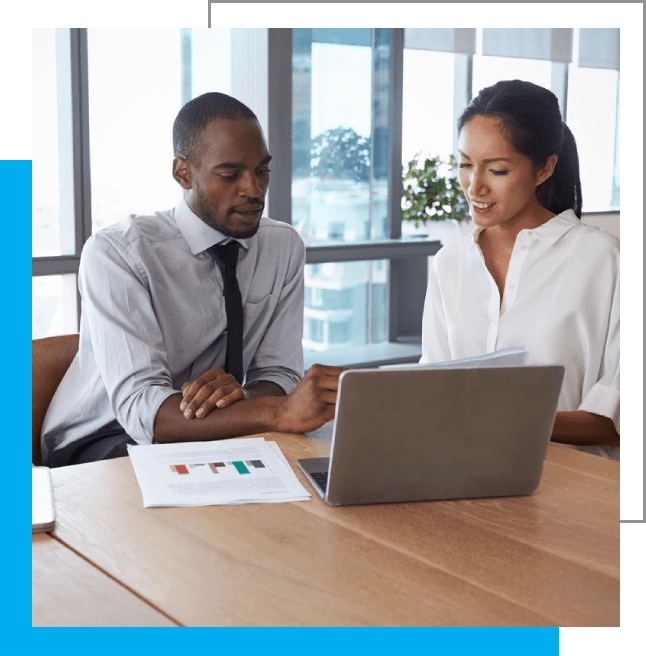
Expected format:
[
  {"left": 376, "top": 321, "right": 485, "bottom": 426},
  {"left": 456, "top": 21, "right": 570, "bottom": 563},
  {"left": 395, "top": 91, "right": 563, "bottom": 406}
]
[{"left": 567, "top": 217, "right": 619, "bottom": 255}]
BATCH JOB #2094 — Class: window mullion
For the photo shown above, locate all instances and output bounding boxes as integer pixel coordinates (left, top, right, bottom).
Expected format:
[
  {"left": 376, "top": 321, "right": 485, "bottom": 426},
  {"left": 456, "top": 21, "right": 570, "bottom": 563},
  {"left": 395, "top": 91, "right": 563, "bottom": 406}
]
[{"left": 70, "top": 28, "right": 92, "bottom": 252}]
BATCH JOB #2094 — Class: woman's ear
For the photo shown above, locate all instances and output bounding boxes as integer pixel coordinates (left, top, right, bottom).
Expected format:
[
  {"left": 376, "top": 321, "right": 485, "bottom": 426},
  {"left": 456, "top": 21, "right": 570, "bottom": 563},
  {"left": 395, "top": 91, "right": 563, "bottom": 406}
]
[{"left": 536, "top": 154, "right": 558, "bottom": 187}]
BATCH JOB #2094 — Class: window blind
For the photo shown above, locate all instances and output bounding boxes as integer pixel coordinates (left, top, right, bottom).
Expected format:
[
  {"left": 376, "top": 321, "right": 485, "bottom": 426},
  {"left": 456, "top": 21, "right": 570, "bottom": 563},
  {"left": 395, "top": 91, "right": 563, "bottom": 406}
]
[
  {"left": 481, "top": 28, "right": 573, "bottom": 63},
  {"left": 578, "top": 28, "right": 619, "bottom": 70},
  {"left": 404, "top": 28, "right": 476, "bottom": 54}
]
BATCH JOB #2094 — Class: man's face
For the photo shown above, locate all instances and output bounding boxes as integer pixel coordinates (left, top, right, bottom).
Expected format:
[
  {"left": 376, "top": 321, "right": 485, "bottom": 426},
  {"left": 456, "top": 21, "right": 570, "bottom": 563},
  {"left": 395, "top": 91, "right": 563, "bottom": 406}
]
[{"left": 174, "top": 118, "right": 271, "bottom": 239}]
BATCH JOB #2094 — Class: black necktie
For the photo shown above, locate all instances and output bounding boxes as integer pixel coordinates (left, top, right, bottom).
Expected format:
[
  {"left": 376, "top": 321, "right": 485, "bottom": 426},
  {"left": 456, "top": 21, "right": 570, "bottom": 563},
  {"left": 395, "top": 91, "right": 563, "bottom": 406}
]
[{"left": 208, "top": 241, "right": 244, "bottom": 384}]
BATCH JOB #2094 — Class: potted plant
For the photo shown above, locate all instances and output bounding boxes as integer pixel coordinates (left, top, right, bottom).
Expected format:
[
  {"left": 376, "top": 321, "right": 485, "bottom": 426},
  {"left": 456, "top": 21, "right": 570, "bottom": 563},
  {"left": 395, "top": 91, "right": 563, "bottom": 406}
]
[{"left": 402, "top": 154, "right": 468, "bottom": 243}]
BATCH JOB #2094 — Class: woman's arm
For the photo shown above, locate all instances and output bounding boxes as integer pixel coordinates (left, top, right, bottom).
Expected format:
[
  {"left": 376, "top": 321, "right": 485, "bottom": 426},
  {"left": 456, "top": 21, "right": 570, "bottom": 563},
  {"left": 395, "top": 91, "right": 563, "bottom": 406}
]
[{"left": 551, "top": 410, "right": 619, "bottom": 446}]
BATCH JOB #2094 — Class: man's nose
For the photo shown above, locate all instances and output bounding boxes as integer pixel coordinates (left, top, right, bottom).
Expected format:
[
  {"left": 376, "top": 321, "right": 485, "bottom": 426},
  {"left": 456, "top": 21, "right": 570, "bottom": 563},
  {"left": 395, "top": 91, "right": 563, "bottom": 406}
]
[{"left": 239, "top": 172, "right": 263, "bottom": 198}]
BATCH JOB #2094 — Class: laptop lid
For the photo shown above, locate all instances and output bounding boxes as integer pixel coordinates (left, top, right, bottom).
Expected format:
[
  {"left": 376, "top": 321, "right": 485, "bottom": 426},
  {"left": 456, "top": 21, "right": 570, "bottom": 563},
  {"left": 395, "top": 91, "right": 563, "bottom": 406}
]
[{"left": 311, "top": 365, "right": 563, "bottom": 506}]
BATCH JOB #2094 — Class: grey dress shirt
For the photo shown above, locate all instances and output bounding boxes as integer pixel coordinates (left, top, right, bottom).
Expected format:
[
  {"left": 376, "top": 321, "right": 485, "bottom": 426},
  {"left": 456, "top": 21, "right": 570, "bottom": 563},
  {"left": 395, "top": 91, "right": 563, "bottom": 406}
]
[{"left": 41, "top": 195, "right": 305, "bottom": 465}]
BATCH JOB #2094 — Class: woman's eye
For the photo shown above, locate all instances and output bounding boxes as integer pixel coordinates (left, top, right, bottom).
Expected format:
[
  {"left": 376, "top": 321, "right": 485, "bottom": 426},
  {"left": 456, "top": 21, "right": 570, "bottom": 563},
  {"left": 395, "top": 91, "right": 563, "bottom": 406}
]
[
  {"left": 491, "top": 170, "right": 509, "bottom": 176},
  {"left": 458, "top": 162, "right": 471, "bottom": 169}
]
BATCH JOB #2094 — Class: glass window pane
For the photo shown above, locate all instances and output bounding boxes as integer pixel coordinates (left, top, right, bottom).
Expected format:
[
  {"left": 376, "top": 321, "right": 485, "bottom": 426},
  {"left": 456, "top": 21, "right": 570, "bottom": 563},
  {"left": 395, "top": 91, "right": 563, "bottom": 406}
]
[
  {"left": 566, "top": 67, "right": 619, "bottom": 211},
  {"left": 32, "top": 29, "right": 75, "bottom": 257},
  {"left": 472, "top": 55, "right": 552, "bottom": 97},
  {"left": 402, "top": 49, "right": 455, "bottom": 165},
  {"left": 303, "top": 260, "right": 388, "bottom": 356},
  {"left": 87, "top": 29, "right": 233, "bottom": 233},
  {"left": 292, "top": 29, "right": 390, "bottom": 244},
  {"left": 32, "top": 275, "right": 78, "bottom": 339}
]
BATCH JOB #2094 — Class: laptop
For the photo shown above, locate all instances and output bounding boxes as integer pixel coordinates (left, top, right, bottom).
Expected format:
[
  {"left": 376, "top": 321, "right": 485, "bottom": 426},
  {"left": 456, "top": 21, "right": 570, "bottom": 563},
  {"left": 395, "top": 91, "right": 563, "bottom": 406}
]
[{"left": 298, "top": 365, "right": 564, "bottom": 506}]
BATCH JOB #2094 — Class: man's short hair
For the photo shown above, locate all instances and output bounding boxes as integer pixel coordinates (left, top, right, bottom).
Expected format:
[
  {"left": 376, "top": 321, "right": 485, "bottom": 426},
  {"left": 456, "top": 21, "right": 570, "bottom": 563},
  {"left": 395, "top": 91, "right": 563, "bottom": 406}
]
[{"left": 172, "top": 92, "right": 258, "bottom": 164}]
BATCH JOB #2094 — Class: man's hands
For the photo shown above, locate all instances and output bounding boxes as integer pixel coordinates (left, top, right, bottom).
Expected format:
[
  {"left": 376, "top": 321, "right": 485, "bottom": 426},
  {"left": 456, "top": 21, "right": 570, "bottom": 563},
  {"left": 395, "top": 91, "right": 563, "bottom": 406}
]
[
  {"left": 180, "top": 367, "right": 246, "bottom": 419},
  {"left": 275, "top": 364, "right": 344, "bottom": 434},
  {"left": 177, "top": 363, "right": 344, "bottom": 434}
]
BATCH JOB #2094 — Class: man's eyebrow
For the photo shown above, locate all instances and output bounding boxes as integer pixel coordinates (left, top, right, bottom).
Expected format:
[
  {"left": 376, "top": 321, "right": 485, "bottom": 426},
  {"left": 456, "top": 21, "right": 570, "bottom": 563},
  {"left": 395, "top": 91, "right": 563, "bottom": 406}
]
[{"left": 213, "top": 155, "right": 273, "bottom": 170}]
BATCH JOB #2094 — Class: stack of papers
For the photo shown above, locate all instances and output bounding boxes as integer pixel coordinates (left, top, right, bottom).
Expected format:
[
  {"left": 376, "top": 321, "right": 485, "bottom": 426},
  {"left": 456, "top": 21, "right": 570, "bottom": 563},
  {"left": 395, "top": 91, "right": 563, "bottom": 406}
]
[
  {"left": 380, "top": 346, "right": 529, "bottom": 370},
  {"left": 128, "top": 437, "right": 311, "bottom": 508}
]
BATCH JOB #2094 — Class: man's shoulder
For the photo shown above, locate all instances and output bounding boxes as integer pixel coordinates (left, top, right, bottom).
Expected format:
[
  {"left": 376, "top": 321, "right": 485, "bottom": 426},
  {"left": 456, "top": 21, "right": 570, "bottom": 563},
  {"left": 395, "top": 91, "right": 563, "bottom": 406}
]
[
  {"left": 91, "top": 209, "right": 180, "bottom": 250},
  {"left": 256, "top": 217, "right": 304, "bottom": 246}
]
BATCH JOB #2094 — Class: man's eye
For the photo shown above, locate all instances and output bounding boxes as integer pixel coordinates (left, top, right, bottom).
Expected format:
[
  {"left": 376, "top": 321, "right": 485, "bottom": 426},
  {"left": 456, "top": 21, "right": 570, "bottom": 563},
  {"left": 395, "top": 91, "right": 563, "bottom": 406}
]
[
  {"left": 258, "top": 168, "right": 271, "bottom": 176},
  {"left": 220, "top": 173, "right": 239, "bottom": 180}
]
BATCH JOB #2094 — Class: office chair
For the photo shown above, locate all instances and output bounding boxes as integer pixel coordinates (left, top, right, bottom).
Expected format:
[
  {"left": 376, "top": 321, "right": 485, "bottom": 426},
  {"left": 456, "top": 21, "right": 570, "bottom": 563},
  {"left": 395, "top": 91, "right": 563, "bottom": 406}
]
[{"left": 32, "top": 334, "right": 79, "bottom": 466}]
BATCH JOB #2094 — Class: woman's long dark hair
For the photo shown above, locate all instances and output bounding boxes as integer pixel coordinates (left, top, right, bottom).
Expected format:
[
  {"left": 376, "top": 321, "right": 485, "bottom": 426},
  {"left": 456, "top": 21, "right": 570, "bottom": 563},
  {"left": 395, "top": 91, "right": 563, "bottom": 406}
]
[{"left": 458, "top": 80, "right": 582, "bottom": 218}]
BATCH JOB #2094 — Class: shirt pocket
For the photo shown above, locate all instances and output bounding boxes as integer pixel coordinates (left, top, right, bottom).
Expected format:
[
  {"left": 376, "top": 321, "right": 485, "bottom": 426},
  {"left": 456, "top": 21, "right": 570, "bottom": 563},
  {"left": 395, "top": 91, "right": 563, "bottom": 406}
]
[{"left": 243, "top": 294, "right": 276, "bottom": 343}]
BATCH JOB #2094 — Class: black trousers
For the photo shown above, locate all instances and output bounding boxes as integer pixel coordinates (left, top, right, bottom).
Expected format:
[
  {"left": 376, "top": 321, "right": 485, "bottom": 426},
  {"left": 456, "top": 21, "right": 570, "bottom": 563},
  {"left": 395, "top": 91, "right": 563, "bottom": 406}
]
[{"left": 50, "top": 424, "right": 137, "bottom": 467}]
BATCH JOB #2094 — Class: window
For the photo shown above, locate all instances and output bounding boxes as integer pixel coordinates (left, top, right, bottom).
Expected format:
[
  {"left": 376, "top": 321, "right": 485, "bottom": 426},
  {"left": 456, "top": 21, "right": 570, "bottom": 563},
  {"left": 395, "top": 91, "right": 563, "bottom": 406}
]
[
  {"left": 402, "top": 49, "right": 455, "bottom": 166},
  {"left": 293, "top": 29, "right": 409, "bottom": 365},
  {"left": 87, "top": 28, "right": 234, "bottom": 232},
  {"left": 33, "top": 28, "right": 621, "bottom": 364},
  {"left": 303, "top": 260, "right": 388, "bottom": 352},
  {"left": 32, "top": 28, "right": 233, "bottom": 338},
  {"left": 472, "top": 55, "right": 552, "bottom": 97},
  {"left": 32, "top": 29, "right": 74, "bottom": 259}
]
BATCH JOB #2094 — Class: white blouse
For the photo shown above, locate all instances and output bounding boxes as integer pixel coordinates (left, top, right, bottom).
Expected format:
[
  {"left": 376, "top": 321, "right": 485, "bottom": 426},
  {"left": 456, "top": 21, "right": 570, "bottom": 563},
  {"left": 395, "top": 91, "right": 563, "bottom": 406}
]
[{"left": 421, "top": 210, "right": 619, "bottom": 456}]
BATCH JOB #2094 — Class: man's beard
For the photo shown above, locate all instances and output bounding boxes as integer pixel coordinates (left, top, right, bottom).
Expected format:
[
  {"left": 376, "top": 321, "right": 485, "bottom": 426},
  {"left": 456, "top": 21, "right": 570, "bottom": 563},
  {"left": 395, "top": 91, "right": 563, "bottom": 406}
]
[{"left": 193, "top": 188, "right": 263, "bottom": 239}]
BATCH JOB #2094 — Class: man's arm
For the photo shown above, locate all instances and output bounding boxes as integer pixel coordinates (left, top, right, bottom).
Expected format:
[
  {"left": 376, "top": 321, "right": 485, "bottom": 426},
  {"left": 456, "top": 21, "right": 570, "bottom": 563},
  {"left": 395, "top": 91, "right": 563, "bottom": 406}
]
[
  {"left": 154, "top": 364, "right": 343, "bottom": 443},
  {"left": 551, "top": 410, "right": 619, "bottom": 446},
  {"left": 179, "top": 369, "right": 285, "bottom": 419}
]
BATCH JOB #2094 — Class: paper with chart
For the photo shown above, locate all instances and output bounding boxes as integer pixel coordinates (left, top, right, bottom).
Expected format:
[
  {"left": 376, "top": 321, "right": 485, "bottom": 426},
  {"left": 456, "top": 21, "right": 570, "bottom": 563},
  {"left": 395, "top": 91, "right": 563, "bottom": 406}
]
[{"left": 128, "top": 437, "right": 311, "bottom": 508}]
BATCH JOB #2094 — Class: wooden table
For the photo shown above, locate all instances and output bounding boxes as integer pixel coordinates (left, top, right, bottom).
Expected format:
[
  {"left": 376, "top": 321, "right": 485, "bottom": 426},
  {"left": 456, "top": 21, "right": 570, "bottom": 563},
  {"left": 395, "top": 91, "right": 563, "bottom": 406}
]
[
  {"left": 32, "top": 532, "right": 178, "bottom": 626},
  {"left": 33, "top": 432, "right": 619, "bottom": 627}
]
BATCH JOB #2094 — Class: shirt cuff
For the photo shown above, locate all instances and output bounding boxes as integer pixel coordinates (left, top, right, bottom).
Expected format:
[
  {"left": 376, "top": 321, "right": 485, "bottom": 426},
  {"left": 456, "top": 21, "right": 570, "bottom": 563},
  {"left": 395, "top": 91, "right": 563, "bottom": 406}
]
[
  {"left": 579, "top": 382, "right": 620, "bottom": 433},
  {"left": 245, "top": 369, "right": 300, "bottom": 395},
  {"left": 126, "top": 386, "right": 182, "bottom": 444}
]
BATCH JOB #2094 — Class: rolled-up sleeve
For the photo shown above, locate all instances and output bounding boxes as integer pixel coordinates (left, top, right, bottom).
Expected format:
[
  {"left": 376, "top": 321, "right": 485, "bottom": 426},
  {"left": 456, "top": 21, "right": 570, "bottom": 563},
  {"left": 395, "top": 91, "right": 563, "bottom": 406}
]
[
  {"left": 244, "top": 229, "right": 305, "bottom": 394},
  {"left": 79, "top": 234, "right": 178, "bottom": 443}
]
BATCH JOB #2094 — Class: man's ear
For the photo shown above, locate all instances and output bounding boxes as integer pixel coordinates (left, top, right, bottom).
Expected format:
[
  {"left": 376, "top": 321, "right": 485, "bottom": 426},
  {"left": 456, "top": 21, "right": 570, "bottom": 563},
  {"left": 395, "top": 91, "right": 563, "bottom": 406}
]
[
  {"left": 172, "top": 157, "right": 193, "bottom": 190},
  {"left": 536, "top": 154, "right": 558, "bottom": 187}
]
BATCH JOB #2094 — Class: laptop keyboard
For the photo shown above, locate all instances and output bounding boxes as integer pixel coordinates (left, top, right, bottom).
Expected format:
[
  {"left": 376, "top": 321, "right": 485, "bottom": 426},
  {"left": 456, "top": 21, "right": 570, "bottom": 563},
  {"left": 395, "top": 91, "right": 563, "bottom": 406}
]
[{"left": 310, "top": 471, "right": 329, "bottom": 493}]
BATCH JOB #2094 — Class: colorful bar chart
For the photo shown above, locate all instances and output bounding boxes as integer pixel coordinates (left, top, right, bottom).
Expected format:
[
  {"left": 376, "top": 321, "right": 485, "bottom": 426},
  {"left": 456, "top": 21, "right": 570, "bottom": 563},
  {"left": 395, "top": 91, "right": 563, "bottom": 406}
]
[{"left": 171, "top": 460, "right": 267, "bottom": 475}]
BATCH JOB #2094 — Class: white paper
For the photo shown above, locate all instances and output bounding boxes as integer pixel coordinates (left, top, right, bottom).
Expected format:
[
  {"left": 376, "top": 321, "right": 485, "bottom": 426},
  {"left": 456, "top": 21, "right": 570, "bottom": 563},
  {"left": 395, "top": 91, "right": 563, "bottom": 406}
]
[
  {"left": 380, "top": 346, "right": 529, "bottom": 370},
  {"left": 127, "top": 437, "right": 311, "bottom": 508}
]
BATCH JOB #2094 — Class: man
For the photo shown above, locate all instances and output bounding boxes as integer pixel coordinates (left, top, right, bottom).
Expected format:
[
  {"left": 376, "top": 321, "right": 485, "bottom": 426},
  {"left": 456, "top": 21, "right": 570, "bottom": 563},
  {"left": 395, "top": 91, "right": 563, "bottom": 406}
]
[{"left": 41, "top": 92, "right": 342, "bottom": 467}]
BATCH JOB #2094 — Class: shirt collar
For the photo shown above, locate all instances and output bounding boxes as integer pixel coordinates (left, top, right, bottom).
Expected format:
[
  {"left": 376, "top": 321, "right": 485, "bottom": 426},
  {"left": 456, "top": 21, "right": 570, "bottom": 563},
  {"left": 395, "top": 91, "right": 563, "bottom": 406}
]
[
  {"left": 174, "top": 192, "right": 251, "bottom": 256},
  {"left": 472, "top": 209, "right": 580, "bottom": 247}
]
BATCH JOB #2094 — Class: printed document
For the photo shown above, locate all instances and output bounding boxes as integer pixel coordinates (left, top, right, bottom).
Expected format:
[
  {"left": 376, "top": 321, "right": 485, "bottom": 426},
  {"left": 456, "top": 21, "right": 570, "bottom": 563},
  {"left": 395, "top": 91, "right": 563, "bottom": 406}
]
[{"left": 128, "top": 437, "right": 311, "bottom": 508}]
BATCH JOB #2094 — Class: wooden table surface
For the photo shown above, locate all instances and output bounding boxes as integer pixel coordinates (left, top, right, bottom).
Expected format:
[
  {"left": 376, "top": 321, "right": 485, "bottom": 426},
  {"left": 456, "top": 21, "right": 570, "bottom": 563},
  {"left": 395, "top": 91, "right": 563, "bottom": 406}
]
[
  {"left": 32, "top": 532, "right": 178, "bottom": 627},
  {"left": 34, "top": 432, "right": 619, "bottom": 627}
]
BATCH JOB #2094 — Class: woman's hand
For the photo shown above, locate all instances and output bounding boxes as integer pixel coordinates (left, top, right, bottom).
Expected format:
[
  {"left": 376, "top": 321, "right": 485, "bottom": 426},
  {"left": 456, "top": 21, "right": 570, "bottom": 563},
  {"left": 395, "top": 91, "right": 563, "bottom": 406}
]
[{"left": 179, "top": 367, "right": 248, "bottom": 419}]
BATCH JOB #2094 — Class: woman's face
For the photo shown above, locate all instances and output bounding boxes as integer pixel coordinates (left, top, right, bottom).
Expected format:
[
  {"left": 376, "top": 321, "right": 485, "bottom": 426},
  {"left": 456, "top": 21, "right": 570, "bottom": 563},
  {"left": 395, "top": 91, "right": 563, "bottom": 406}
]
[{"left": 457, "top": 115, "right": 556, "bottom": 233}]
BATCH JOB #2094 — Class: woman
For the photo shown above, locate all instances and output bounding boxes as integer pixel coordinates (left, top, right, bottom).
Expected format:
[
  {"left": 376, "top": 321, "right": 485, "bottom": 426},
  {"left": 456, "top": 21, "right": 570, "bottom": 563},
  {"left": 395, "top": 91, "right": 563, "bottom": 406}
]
[{"left": 421, "top": 79, "right": 619, "bottom": 459}]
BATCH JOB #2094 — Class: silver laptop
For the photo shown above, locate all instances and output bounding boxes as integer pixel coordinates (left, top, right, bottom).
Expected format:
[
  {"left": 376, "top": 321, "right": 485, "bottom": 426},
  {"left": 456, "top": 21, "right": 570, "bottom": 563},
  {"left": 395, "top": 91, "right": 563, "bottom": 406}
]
[{"left": 298, "top": 365, "right": 564, "bottom": 506}]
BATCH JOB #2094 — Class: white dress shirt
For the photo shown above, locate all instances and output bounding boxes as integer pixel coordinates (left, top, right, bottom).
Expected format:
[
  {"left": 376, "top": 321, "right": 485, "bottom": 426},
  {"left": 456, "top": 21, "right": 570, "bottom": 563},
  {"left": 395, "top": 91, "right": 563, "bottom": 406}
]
[
  {"left": 41, "top": 195, "right": 305, "bottom": 465},
  {"left": 421, "top": 210, "right": 619, "bottom": 456}
]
